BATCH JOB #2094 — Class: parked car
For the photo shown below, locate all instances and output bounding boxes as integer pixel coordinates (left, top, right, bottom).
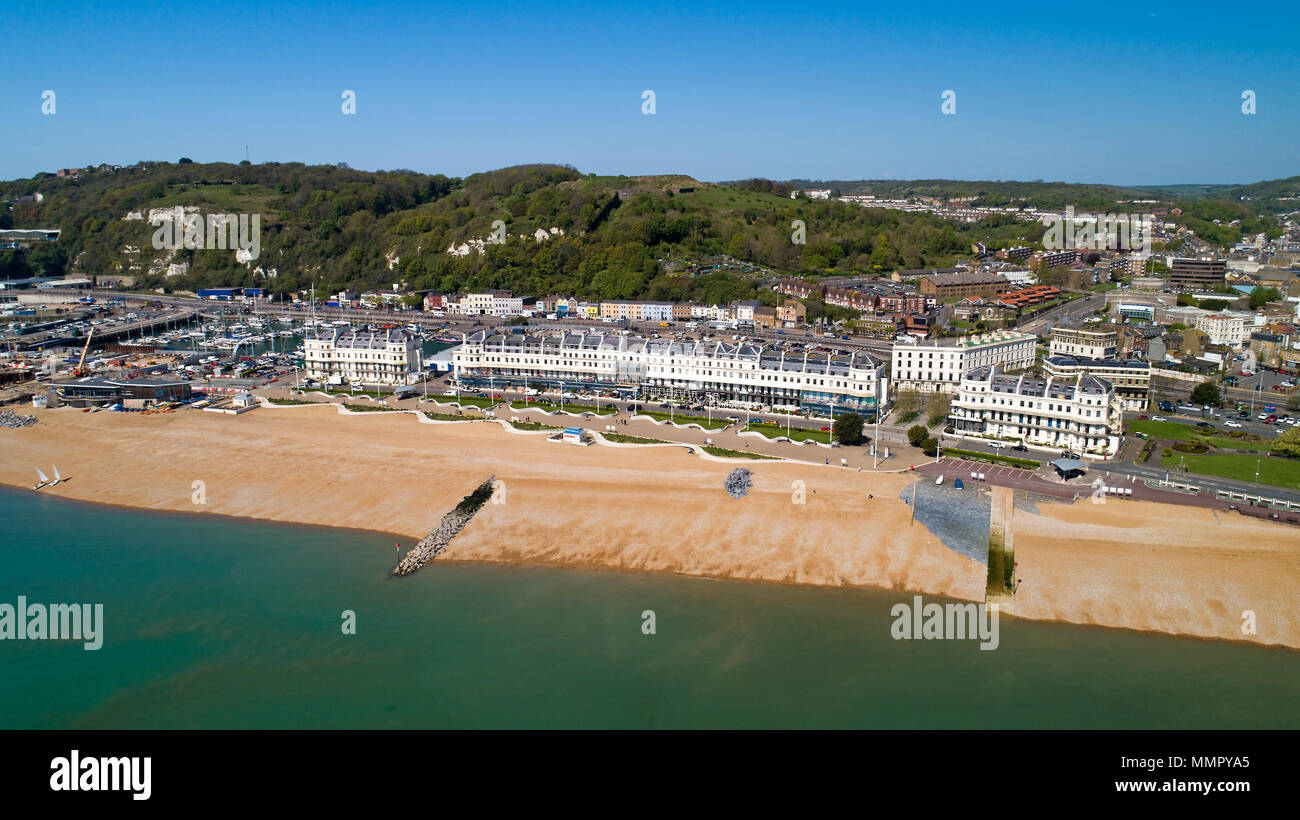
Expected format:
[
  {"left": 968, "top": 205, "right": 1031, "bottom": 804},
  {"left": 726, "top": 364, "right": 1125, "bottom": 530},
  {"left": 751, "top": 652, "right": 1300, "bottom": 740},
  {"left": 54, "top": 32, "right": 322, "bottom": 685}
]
[
  {"left": 1012, "top": 444, "right": 1028, "bottom": 452},
  {"left": 1136, "top": 414, "right": 1149, "bottom": 420},
  {"left": 1151, "top": 415, "right": 1168, "bottom": 422},
  {"left": 1224, "top": 420, "right": 1243, "bottom": 428},
  {"left": 819, "top": 426, "right": 831, "bottom": 432},
  {"left": 988, "top": 441, "right": 1007, "bottom": 449},
  {"left": 1196, "top": 421, "right": 1215, "bottom": 429}
]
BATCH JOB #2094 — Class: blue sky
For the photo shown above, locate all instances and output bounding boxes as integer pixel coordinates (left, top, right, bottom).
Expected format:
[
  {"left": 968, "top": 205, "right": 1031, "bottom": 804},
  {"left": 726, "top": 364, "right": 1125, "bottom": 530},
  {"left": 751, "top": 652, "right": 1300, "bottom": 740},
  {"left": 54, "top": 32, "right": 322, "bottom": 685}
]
[{"left": 3, "top": 0, "right": 1297, "bottom": 185}]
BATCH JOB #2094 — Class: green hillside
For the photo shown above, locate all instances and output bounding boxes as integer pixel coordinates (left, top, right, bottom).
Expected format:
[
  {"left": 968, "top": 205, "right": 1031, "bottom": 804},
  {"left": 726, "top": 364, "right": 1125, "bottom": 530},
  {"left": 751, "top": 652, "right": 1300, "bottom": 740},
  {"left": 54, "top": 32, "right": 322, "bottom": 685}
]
[
  {"left": 0, "top": 161, "right": 1043, "bottom": 301},
  {"left": 3, "top": 162, "right": 1292, "bottom": 301}
]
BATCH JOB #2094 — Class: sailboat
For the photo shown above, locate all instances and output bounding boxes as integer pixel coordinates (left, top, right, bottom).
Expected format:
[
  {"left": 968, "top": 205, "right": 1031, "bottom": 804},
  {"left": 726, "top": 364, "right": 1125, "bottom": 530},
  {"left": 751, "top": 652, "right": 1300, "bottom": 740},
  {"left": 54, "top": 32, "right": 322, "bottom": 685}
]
[
  {"left": 34, "top": 467, "right": 49, "bottom": 490},
  {"left": 50, "top": 465, "right": 62, "bottom": 487},
  {"left": 935, "top": 474, "right": 944, "bottom": 486}
]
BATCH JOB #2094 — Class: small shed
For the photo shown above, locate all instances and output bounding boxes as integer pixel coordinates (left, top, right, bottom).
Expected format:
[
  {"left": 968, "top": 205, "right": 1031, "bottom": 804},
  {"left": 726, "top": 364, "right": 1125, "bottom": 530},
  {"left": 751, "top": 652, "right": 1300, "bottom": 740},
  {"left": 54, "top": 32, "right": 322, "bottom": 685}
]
[{"left": 1051, "top": 457, "right": 1088, "bottom": 480}]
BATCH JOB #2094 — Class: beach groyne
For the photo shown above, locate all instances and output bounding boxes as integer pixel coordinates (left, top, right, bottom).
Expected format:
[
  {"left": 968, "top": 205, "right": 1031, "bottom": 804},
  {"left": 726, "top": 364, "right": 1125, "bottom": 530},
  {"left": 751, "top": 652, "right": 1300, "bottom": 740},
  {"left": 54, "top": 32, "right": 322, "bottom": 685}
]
[{"left": 394, "top": 475, "right": 497, "bottom": 576}]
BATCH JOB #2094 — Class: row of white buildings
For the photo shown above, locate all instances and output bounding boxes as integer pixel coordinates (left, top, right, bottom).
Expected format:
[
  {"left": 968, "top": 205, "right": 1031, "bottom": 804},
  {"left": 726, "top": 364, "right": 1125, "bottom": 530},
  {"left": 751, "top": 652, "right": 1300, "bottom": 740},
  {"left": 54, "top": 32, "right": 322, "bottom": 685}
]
[{"left": 451, "top": 330, "right": 890, "bottom": 415}]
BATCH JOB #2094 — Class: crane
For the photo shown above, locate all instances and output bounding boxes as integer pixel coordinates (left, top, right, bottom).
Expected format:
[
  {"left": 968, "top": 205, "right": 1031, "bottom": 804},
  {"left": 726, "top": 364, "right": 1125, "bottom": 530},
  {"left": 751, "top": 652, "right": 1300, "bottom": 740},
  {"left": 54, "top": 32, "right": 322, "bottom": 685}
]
[{"left": 73, "top": 326, "right": 95, "bottom": 376}]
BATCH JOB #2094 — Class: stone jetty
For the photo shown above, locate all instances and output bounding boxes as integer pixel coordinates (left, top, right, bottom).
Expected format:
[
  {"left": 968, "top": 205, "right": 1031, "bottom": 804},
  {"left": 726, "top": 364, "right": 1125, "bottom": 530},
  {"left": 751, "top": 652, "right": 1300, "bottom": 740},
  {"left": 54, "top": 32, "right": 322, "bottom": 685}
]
[
  {"left": 393, "top": 475, "right": 496, "bottom": 576},
  {"left": 0, "top": 409, "right": 38, "bottom": 429}
]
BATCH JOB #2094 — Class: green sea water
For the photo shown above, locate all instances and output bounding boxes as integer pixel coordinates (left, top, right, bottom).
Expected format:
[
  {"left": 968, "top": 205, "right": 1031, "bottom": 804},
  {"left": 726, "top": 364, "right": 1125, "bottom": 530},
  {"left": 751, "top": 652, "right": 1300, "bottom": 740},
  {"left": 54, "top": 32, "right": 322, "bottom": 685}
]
[{"left": 2, "top": 487, "right": 1297, "bottom": 729}]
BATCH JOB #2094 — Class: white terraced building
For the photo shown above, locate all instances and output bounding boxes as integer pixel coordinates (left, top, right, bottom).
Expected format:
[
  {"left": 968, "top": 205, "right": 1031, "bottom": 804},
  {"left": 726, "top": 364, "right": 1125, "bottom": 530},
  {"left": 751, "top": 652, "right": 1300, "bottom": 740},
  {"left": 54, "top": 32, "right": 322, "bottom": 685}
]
[
  {"left": 304, "top": 327, "right": 423, "bottom": 386},
  {"left": 453, "top": 330, "right": 890, "bottom": 415},
  {"left": 949, "top": 364, "right": 1122, "bottom": 456},
  {"left": 891, "top": 331, "right": 1037, "bottom": 394}
]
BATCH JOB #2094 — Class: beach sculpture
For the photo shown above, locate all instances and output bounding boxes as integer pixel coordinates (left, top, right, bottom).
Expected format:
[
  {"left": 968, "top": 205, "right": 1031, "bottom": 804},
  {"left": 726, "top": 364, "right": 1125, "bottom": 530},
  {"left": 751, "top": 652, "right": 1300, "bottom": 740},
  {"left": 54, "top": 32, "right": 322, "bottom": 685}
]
[{"left": 724, "top": 467, "right": 753, "bottom": 499}]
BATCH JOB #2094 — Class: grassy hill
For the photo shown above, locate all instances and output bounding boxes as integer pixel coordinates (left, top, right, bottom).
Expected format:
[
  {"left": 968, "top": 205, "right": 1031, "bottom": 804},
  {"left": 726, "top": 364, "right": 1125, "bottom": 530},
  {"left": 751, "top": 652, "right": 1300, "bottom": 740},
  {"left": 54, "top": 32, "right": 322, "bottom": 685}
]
[
  {"left": 3, "top": 162, "right": 1292, "bottom": 300},
  {"left": 0, "top": 161, "right": 1044, "bottom": 301}
]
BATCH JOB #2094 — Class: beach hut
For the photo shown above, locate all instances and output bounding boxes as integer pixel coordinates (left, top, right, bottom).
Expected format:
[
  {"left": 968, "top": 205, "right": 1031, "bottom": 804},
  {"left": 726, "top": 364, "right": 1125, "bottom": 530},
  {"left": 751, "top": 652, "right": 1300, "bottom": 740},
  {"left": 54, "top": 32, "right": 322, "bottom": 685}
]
[{"left": 562, "top": 427, "right": 589, "bottom": 445}]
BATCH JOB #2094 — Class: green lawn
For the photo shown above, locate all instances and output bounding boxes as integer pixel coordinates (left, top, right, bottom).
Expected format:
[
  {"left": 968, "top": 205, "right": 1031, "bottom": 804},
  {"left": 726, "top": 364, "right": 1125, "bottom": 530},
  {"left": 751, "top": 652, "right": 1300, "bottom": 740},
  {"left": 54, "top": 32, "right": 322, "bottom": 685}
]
[
  {"left": 422, "top": 410, "right": 476, "bottom": 422},
  {"left": 744, "top": 422, "right": 830, "bottom": 443},
  {"left": 266, "top": 397, "right": 318, "bottom": 406},
  {"left": 507, "top": 420, "right": 561, "bottom": 431},
  {"left": 510, "top": 400, "right": 614, "bottom": 415},
  {"left": 325, "top": 388, "right": 386, "bottom": 399},
  {"left": 1198, "top": 435, "right": 1275, "bottom": 452},
  {"left": 703, "top": 446, "right": 778, "bottom": 460},
  {"left": 429, "top": 394, "right": 497, "bottom": 408},
  {"left": 602, "top": 433, "right": 668, "bottom": 444},
  {"left": 636, "top": 410, "right": 728, "bottom": 429},
  {"left": 1159, "top": 452, "right": 1300, "bottom": 489}
]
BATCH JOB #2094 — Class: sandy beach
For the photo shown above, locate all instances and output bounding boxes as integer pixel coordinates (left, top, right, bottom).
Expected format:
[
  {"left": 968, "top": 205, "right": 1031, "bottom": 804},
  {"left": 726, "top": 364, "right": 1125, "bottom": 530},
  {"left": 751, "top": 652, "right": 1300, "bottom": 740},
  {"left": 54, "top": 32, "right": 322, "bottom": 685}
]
[{"left": 4, "top": 404, "right": 1299, "bottom": 649}]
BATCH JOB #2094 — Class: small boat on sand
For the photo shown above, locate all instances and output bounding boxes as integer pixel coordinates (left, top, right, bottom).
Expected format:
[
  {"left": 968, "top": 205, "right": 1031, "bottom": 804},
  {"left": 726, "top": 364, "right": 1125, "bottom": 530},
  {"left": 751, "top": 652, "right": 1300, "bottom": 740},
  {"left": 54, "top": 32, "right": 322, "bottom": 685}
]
[
  {"left": 954, "top": 478, "right": 964, "bottom": 489},
  {"left": 935, "top": 474, "right": 944, "bottom": 486},
  {"left": 34, "top": 467, "right": 49, "bottom": 490}
]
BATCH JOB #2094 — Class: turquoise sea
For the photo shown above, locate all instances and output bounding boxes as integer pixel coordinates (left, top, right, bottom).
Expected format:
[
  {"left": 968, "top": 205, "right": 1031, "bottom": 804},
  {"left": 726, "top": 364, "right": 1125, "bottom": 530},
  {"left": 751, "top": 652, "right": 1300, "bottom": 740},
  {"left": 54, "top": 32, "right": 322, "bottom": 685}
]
[{"left": 2, "top": 487, "right": 1298, "bottom": 729}]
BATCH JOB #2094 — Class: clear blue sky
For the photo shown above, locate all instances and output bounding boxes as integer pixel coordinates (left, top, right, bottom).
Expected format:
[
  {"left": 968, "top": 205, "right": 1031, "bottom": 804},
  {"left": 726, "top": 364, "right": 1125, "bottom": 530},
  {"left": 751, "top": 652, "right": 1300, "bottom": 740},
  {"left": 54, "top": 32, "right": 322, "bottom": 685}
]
[{"left": 3, "top": 0, "right": 1297, "bottom": 185}]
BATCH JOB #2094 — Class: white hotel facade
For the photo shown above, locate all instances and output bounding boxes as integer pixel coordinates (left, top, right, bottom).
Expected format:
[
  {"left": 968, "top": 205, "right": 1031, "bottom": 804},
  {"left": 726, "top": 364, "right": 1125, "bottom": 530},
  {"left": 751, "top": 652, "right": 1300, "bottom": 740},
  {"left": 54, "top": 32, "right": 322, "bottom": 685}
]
[
  {"left": 453, "top": 330, "right": 890, "bottom": 415},
  {"left": 891, "top": 331, "right": 1037, "bottom": 394},
  {"left": 304, "top": 327, "right": 423, "bottom": 386},
  {"left": 949, "top": 364, "right": 1122, "bottom": 456}
]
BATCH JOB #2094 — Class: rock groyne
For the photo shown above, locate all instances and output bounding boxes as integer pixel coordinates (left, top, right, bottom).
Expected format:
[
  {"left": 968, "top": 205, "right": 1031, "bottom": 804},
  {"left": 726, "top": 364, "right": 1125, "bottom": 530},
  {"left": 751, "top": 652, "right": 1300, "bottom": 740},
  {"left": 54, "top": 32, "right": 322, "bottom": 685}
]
[{"left": 393, "top": 475, "right": 496, "bottom": 576}]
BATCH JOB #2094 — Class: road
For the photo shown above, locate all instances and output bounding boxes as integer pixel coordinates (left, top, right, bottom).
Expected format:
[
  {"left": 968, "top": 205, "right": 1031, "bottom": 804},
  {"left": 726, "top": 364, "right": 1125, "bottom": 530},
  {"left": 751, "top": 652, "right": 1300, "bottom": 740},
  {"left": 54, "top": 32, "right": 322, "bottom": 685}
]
[{"left": 1017, "top": 293, "right": 1107, "bottom": 337}]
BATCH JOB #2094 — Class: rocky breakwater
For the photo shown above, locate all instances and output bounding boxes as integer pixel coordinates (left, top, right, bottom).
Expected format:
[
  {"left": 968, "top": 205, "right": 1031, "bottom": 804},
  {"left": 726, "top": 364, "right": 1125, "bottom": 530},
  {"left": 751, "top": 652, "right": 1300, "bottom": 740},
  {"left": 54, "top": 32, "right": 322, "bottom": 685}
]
[
  {"left": 393, "top": 475, "right": 497, "bottom": 576},
  {"left": 0, "top": 409, "right": 38, "bottom": 429}
]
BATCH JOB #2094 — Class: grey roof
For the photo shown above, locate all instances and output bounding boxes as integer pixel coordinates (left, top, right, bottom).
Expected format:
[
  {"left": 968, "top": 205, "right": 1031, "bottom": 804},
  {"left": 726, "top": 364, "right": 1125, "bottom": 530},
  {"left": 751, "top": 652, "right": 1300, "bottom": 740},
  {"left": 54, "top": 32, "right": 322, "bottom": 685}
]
[
  {"left": 1045, "top": 355, "right": 1150, "bottom": 370},
  {"left": 1052, "top": 458, "right": 1088, "bottom": 472}
]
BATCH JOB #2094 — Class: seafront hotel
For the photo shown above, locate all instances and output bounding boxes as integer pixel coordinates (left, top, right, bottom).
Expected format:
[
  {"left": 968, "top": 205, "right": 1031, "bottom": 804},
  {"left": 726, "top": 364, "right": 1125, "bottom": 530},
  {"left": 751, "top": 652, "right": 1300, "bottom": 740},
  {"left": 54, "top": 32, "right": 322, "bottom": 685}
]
[
  {"left": 950, "top": 364, "right": 1123, "bottom": 456},
  {"left": 304, "top": 327, "right": 423, "bottom": 386},
  {"left": 453, "top": 330, "right": 890, "bottom": 415}
]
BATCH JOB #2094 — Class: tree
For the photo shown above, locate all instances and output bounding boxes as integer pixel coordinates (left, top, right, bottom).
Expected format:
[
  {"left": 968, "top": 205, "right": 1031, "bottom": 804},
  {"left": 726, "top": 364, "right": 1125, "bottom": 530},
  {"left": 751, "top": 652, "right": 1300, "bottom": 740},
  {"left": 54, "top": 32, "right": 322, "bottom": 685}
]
[
  {"left": 1190, "top": 381, "right": 1222, "bottom": 407},
  {"left": 926, "top": 392, "right": 951, "bottom": 422},
  {"left": 1249, "top": 286, "right": 1281, "bottom": 310},
  {"left": 833, "top": 412, "right": 864, "bottom": 445},
  {"left": 907, "top": 424, "right": 928, "bottom": 447},
  {"left": 894, "top": 389, "right": 921, "bottom": 417},
  {"left": 920, "top": 437, "right": 939, "bottom": 456},
  {"left": 1273, "top": 427, "right": 1300, "bottom": 458},
  {"left": 178, "top": 157, "right": 194, "bottom": 164}
]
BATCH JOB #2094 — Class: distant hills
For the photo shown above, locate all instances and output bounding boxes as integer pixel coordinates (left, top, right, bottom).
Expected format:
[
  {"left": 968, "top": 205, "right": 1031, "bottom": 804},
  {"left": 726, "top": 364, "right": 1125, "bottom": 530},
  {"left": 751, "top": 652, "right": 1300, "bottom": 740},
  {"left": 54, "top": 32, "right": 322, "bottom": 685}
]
[{"left": 0, "top": 162, "right": 1293, "bottom": 299}]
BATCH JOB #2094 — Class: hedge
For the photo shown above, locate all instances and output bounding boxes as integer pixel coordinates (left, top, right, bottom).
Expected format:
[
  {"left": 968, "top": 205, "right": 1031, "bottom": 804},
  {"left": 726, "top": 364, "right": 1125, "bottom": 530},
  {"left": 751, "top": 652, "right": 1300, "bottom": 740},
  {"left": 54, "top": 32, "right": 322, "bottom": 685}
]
[{"left": 943, "top": 447, "right": 1040, "bottom": 469}]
